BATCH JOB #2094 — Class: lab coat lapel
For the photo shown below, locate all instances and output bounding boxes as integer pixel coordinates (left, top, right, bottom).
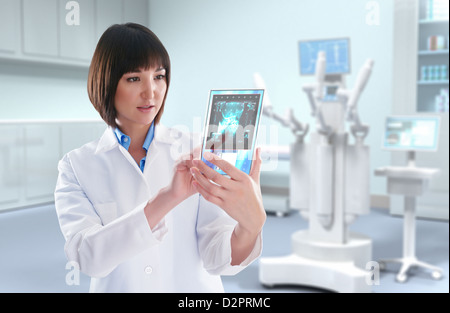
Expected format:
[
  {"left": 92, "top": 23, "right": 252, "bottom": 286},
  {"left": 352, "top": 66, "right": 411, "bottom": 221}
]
[
  {"left": 143, "top": 124, "right": 176, "bottom": 196},
  {"left": 143, "top": 123, "right": 173, "bottom": 171},
  {"left": 95, "top": 127, "right": 149, "bottom": 192}
]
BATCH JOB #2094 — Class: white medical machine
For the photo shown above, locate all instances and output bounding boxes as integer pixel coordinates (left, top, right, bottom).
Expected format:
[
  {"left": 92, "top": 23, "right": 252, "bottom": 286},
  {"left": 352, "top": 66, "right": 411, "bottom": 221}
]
[
  {"left": 256, "top": 38, "right": 375, "bottom": 292},
  {"left": 375, "top": 115, "right": 443, "bottom": 283}
]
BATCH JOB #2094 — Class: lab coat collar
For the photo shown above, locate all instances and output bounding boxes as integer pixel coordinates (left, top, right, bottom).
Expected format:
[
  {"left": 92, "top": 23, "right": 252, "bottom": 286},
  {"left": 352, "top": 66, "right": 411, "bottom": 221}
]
[
  {"left": 153, "top": 123, "right": 180, "bottom": 145},
  {"left": 95, "top": 126, "right": 118, "bottom": 154},
  {"left": 95, "top": 123, "right": 177, "bottom": 155}
]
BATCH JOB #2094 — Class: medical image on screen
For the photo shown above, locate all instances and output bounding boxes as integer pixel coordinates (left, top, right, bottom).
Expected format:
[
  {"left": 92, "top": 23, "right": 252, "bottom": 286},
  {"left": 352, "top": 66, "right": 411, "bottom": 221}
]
[
  {"left": 299, "top": 38, "right": 350, "bottom": 75},
  {"left": 204, "top": 93, "right": 261, "bottom": 150}
]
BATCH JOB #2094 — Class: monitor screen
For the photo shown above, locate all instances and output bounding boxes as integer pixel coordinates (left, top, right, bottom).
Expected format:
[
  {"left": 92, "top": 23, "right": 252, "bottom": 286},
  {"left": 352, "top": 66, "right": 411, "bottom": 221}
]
[
  {"left": 299, "top": 38, "right": 351, "bottom": 75},
  {"left": 382, "top": 116, "right": 441, "bottom": 152}
]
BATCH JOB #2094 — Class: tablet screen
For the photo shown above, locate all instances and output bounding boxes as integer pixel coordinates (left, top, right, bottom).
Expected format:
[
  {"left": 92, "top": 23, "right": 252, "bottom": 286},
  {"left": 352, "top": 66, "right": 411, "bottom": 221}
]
[{"left": 201, "top": 89, "right": 264, "bottom": 175}]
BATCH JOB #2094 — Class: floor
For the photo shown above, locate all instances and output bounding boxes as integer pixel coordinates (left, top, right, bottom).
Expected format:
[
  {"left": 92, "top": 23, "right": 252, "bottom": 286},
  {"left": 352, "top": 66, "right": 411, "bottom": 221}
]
[{"left": 0, "top": 198, "right": 448, "bottom": 293}]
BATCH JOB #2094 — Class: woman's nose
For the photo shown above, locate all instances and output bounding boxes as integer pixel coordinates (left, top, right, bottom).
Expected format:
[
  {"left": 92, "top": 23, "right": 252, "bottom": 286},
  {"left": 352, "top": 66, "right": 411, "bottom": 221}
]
[{"left": 142, "top": 79, "right": 155, "bottom": 100}]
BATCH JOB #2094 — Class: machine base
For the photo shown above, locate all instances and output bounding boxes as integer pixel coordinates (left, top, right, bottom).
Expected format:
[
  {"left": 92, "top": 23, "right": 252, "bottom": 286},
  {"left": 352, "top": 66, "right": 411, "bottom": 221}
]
[
  {"left": 259, "top": 231, "right": 373, "bottom": 293},
  {"left": 378, "top": 256, "right": 443, "bottom": 283}
]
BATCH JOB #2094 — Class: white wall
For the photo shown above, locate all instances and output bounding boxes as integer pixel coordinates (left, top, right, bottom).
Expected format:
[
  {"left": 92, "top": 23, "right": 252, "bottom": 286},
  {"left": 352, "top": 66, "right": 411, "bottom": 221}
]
[
  {"left": 0, "top": 62, "right": 96, "bottom": 120},
  {"left": 149, "top": 0, "right": 394, "bottom": 195}
]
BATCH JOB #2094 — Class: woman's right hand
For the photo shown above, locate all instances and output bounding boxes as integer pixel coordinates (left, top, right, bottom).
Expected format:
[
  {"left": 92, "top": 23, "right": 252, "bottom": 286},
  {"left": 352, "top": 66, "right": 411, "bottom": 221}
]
[
  {"left": 168, "top": 148, "right": 200, "bottom": 203},
  {"left": 144, "top": 146, "right": 200, "bottom": 229}
]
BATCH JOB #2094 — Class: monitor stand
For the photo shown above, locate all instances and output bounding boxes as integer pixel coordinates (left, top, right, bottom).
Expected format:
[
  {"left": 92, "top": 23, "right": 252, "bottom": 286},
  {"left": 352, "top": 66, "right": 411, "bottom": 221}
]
[{"left": 374, "top": 151, "right": 443, "bottom": 283}]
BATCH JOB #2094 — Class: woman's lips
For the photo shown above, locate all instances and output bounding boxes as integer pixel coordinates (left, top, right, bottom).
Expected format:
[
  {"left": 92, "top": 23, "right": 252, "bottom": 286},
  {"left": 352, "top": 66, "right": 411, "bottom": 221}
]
[{"left": 137, "top": 105, "right": 155, "bottom": 113}]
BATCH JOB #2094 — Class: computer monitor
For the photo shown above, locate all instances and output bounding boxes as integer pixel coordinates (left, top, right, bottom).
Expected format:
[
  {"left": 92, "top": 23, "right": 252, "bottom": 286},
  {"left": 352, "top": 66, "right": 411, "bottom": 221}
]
[
  {"left": 299, "top": 38, "right": 351, "bottom": 75},
  {"left": 382, "top": 116, "right": 441, "bottom": 152}
]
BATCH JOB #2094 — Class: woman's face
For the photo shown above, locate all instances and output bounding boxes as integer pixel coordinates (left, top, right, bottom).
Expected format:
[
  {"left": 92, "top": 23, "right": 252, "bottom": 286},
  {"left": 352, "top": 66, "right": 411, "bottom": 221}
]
[{"left": 114, "top": 66, "right": 167, "bottom": 130}]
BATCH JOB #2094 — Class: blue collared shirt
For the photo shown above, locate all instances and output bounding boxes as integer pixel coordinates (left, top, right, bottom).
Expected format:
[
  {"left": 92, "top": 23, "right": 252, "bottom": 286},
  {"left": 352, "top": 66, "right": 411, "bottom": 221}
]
[{"left": 114, "top": 123, "right": 155, "bottom": 173}]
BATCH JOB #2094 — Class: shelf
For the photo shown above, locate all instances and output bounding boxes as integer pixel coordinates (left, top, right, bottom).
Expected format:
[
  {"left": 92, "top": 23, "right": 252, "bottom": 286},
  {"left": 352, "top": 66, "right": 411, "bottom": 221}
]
[
  {"left": 418, "top": 50, "right": 449, "bottom": 55},
  {"left": 419, "top": 19, "right": 449, "bottom": 24},
  {"left": 417, "top": 109, "right": 449, "bottom": 114},
  {"left": 0, "top": 54, "right": 90, "bottom": 70},
  {"left": 418, "top": 80, "right": 449, "bottom": 85}
]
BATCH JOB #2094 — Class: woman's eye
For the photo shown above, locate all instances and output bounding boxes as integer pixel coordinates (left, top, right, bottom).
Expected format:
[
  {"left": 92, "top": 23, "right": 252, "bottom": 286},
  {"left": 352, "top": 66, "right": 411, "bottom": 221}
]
[
  {"left": 127, "top": 77, "right": 140, "bottom": 82},
  {"left": 155, "top": 75, "right": 166, "bottom": 80}
]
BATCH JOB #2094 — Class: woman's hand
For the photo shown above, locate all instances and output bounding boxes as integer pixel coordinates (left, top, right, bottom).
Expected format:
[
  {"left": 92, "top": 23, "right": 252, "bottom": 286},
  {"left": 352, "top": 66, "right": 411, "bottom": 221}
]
[
  {"left": 190, "top": 148, "right": 266, "bottom": 264},
  {"left": 167, "top": 146, "right": 202, "bottom": 204},
  {"left": 144, "top": 147, "right": 201, "bottom": 230}
]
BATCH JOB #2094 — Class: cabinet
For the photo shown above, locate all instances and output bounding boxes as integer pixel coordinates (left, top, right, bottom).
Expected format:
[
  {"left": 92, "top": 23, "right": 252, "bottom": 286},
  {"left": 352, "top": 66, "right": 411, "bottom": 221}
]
[
  {"left": 0, "top": 0, "right": 149, "bottom": 68},
  {"left": 22, "top": 0, "right": 59, "bottom": 57},
  {"left": 391, "top": 0, "right": 449, "bottom": 220},
  {"left": 0, "top": 0, "right": 20, "bottom": 54},
  {"left": 95, "top": 0, "right": 123, "bottom": 42},
  {"left": 23, "top": 124, "right": 61, "bottom": 200},
  {"left": 123, "top": 0, "right": 148, "bottom": 25},
  {"left": 59, "top": 0, "right": 96, "bottom": 61},
  {"left": 0, "top": 120, "right": 106, "bottom": 212},
  {"left": 416, "top": 0, "right": 449, "bottom": 113},
  {"left": 0, "top": 125, "right": 21, "bottom": 207}
]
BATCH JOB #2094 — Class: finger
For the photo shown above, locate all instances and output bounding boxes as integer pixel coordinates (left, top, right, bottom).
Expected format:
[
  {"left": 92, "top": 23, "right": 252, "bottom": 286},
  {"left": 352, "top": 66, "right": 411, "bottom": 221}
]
[
  {"left": 192, "top": 144, "right": 202, "bottom": 160},
  {"left": 203, "top": 152, "right": 246, "bottom": 181},
  {"left": 249, "top": 147, "right": 262, "bottom": 184},
  {"left": 178, "top": 149, "right": 194, "bottom": 162},
  {"left": 175, "top": 155, "right": 194, "bottom": 172},
  {"left": 192, "top": 181, "right": 224, "bottom": 207},
  {"left": 174, "top": 159, "right": 188, "bottom": 171},
  {"left": 176, "top": 150, "right": 194, "bottom": 167},
  {"left": 192, "top": 159, "right": 233, "bottom": 189},
  {"left": 190, "top": 167, "right": 227, "bottom": 199}
]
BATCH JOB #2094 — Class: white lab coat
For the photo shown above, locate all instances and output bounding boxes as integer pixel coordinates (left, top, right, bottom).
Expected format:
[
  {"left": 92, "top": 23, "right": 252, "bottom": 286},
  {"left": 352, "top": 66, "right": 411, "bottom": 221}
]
[{"left": 54, "top": 124, "right": 262, "bottom": 293}]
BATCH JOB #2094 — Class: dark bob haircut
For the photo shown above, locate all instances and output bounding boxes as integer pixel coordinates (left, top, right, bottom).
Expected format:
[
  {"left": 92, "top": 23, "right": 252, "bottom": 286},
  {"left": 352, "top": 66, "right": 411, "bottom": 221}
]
[{"left": 88, "top": 23, "right": 171, "bottom": 128}]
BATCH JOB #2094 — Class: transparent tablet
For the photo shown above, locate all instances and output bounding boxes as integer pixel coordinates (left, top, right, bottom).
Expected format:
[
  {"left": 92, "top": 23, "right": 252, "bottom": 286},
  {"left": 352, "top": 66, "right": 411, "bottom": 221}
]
[{"left": 201, "top": 89, "right": 265, "bottom": 176}]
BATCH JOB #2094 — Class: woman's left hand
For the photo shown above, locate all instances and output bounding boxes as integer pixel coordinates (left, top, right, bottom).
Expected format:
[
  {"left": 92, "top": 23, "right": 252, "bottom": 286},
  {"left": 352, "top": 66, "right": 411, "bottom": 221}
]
[{"left": 190, "top": 148, "right": 266, "bottom": 239}]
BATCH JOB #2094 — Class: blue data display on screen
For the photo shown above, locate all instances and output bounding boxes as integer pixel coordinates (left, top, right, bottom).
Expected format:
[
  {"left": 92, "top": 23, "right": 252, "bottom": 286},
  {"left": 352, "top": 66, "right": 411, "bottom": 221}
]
[
  {"left": 299, "top": 38, "right": 350, "bottom": 75},
  {"left": 383, "top": 116, "right": 440, "bottom": 151},
  {"left": 202, "top": 89, "right": 264, "bottom": 176}
]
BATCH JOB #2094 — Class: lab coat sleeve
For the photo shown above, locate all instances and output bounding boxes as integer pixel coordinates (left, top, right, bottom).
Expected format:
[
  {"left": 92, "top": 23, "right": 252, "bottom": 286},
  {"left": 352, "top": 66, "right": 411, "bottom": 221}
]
[
  {"left": 54, "top": 154, "right": 164, "bottom": 278},
  {"left": 196, "top": 195, "right": 262, "bottom": 276}
]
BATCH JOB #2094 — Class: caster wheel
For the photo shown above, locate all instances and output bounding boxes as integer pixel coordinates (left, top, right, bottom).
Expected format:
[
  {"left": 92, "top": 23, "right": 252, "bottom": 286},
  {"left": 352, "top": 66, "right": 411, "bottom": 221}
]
[
  {"left": 431, "top": 271, "right": 442, "bottom": 280},
  {"left": 396, "top": 273, "right": 407, "bottom": 283}
]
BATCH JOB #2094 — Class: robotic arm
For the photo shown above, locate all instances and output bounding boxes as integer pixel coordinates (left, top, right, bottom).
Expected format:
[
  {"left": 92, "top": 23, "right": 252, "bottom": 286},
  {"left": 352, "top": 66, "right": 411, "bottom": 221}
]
[
  {"left": 337, "top": 59, "right": 374, "bottom": 143},
  {"left": 302, "top": 51, "right": 332, "bottom": 137},
  {"left": 253, "top": 72, "right": 309, "bottom": 142}
]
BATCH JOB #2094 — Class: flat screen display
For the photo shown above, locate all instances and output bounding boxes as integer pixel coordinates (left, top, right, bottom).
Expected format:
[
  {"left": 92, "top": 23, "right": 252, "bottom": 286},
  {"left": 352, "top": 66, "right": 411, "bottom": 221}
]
[
  {"left": 382, "top": 116, "right": 441, "bottom": 152},
  {"left": 299, "top": 38, "right": 351, "bottom": 75}
]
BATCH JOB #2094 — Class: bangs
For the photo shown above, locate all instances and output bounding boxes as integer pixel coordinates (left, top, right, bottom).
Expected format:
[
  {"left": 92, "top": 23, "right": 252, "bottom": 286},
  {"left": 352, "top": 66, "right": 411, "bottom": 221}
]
[{"left": 112, "top": 24, "right": 170, "bottom": 76}]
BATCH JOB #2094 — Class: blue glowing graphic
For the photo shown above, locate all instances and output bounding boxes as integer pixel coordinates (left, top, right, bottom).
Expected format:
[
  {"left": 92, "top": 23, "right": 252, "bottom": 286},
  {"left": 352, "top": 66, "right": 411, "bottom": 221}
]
[
  {"left": 299, "top": 38, "right": 351, "bottom": 75},
  {"left": 202, "top": 89, "right": 264, "bottom": 175},
  {"left": 205, "top": 92, "right": 261, "bottom": 150}
]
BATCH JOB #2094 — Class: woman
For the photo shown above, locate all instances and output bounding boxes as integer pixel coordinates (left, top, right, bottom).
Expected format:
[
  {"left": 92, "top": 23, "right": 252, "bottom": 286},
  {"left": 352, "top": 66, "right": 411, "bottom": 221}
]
[{"left": 54, "top": 23, "right": 266, "bottom": 293}]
